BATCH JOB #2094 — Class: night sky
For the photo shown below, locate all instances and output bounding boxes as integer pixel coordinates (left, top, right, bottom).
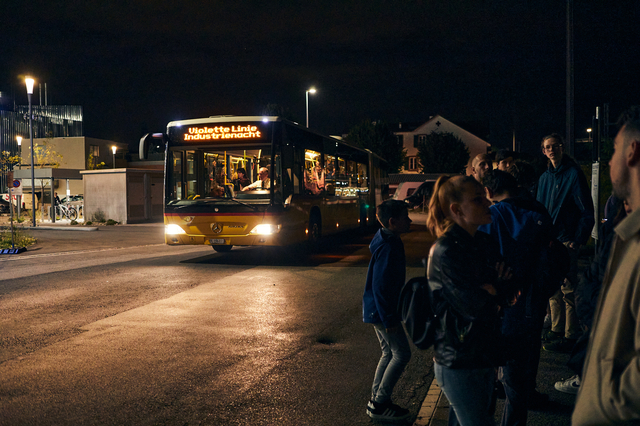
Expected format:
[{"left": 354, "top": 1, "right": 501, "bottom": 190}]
[{"left": 2, "top": 1, "right": 639, "bottom": 155}]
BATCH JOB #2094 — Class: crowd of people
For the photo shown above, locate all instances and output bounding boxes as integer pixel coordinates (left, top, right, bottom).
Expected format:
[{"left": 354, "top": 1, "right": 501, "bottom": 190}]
[{"left": 362, "top": 105, "right": 640, "bottom": 425}]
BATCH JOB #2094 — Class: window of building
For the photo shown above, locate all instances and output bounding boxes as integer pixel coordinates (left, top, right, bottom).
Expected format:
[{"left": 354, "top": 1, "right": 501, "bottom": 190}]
[
  {"left": 413, "top": 134, "right": 427, "bottom": 148},
  {"left": 408, "top": 157, "right": 417, "bottom": 170},
  {"left": 89, "top": 145, "right": 99, "bottom": 157}
]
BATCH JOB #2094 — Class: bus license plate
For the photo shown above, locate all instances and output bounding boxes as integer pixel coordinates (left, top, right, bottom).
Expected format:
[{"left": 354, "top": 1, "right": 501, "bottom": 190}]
[{"left": 209, "top": 239, "right": 226, "bottom": 245}]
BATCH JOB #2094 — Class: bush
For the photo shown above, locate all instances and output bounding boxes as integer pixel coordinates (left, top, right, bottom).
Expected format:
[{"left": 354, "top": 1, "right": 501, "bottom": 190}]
[
  {"left": 0, "top": 228, "right": 37, "bottom": 249},
  {"left": 105, "top": 219, "right": 118, "bottom": 226},
  {"left": 85, "top": 221, "right": 93, "bottom": 225},
  {"left": 70, "top": 220, "right": 78, "bottom": 225},
  {"left": 92, "top": 209, "right": 107, "bottom": 223}
]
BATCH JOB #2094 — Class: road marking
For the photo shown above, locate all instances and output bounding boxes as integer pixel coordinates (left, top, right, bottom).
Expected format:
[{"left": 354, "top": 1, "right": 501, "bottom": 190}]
[{"left": 0, "top": 244, "right": 196, "bottom": 262}]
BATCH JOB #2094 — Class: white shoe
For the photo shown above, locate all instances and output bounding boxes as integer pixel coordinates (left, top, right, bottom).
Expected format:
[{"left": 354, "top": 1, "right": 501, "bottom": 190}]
[{"left": 554, "top": 374, "right": 580, "bottom": 394}]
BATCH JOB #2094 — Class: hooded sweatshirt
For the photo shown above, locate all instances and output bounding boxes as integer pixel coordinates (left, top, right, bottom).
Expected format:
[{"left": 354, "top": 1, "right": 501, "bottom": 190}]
[{"left": 362, "top": 228, "right": 406, "bottom": 329}]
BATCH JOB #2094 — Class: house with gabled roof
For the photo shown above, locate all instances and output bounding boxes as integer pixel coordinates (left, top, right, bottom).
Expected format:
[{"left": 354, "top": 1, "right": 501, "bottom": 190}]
[{"left": 393, "top": 115, "right": 490, "bottom": 176}]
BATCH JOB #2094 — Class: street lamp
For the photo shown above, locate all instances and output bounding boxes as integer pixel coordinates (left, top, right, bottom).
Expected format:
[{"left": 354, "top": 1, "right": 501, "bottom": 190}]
[
  {"left": 112, "top": 146, "right": 117, "bottom": 169},
  {"left": 587, "top": 128, "right": 592, "bottom": 143},
  {"left": 26, "top": 76, "right": 36, "bottom": 227},
  {"left": 305, "top": 87, "right": 316, "bottom": 128},
  {"left": 16, "top": 136, "right": 22, "bottom": 170}
]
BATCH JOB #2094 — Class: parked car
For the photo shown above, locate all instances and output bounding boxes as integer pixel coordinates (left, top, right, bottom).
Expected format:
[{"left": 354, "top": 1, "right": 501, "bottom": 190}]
[
  {"left": 391, "top": 182, "right": 424, "bottom": 202},
  {"left": 61, "top": 195, "right": 83, "bottom": 206},
  {"left": 404, "top": 181, "right": 436, "bottom": 209},
  {"left": 0, "top": 197, "right": 9, "bottom": 214}
]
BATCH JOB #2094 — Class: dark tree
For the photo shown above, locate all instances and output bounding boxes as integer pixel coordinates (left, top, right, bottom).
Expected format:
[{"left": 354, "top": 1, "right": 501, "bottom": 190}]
[
  {"left": 344, "top": 120, "right": 406, "bottom": 173},
  {"left": 417, "top": 131, "right": 469, "bottom": 174}
]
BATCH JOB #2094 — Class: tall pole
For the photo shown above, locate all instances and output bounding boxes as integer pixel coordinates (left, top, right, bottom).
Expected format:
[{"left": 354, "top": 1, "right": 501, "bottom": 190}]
[
  {"left": 565, "top": 0, "right": 574, "bottom": 157},
  {"left": 305, "top": 88, "right": 316, "bottom": 128},
  {"left": 26, "top": 77, "right": 37, "bottom": 227}
]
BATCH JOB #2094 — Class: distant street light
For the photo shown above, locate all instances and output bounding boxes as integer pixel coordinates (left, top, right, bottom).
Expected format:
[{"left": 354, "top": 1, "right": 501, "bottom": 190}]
[
  {"left": 587, "top": 128, "right": 592, "bottom": 144},
  {"left": 306, "top": 87, "right": 316, "bottom": 128},
  {"left": 25, "top": 76, "right": 36, "bottom": 227},
  {"left": 112, "top": 146, "right": 117, "bottom": 169}
]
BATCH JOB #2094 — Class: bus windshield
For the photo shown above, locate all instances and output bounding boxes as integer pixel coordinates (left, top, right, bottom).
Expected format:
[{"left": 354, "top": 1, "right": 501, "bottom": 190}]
[{"left": 167, "top": 146, "right": 279, "bottom": 204}]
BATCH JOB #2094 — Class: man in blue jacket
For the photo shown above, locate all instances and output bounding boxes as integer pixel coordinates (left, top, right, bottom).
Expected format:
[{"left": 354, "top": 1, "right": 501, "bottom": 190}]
[
  {"left": 480, "top": 170, "right": 555, "bottom": 426},
  {"left": 537, "top": 134, "right": 595, "bottom": 353},
  {"left": 363, "top": 199, "right": 412, "bottom": 422}
]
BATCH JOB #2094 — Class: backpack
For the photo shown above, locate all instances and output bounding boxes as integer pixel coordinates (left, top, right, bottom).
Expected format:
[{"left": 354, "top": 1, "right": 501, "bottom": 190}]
[{"left": 398, "top": 276, "right": 438, "bottom": 350}]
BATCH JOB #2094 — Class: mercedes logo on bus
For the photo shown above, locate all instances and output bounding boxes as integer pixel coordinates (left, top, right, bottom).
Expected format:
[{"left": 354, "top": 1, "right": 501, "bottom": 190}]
[{"left": 211, "top": 223, "right": 222, "bottom": 234}]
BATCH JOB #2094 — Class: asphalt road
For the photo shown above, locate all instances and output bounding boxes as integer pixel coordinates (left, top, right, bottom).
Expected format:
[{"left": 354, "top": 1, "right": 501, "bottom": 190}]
[
  {"left": 0, "top": 223, "right": 435, "bottom": 425},
  {"left": 0, "top": 220, "right": 577, "bottom": 425}
]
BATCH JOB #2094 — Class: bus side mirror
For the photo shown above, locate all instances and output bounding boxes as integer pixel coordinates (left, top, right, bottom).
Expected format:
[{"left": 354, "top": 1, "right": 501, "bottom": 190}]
[{"left": 139, "top": 133, "right": 167, "bottom": 161}]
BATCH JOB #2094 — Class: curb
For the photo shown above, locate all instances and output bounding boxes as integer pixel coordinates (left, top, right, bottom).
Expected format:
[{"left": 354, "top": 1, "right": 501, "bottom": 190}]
[
  {"left": 414, "top": 380, "right": 450, "bottom": 426},
  {"left": 25, "top": 226, "right": 99, "bottom": 231}
]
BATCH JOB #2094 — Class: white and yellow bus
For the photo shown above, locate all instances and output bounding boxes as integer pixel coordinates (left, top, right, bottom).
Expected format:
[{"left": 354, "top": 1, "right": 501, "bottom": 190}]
[{"left": 140, "top": 116, "right": 388, "bottom": 252}]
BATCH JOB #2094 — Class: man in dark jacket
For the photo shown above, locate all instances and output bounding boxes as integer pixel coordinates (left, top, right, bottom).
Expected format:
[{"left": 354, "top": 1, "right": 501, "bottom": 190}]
[
  {"left": 362, "top": 200, "right": 412, "bottom": 422},
  {"left": 537, "top": 133, "right": 595, "bottom": 353},
  {"left": 480, "top": 170, "right": 555, "bottom": 426}
]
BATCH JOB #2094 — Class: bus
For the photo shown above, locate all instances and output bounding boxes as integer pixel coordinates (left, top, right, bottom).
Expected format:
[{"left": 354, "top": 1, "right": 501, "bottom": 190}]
[{"left": 139, "top": 116, "right": 388, "bottom": 252}]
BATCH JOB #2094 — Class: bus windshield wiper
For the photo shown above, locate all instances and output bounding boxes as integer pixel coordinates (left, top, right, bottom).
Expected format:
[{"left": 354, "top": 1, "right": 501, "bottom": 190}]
[{"left": 226, "top": 198, "right": 258, "bottom": 210}]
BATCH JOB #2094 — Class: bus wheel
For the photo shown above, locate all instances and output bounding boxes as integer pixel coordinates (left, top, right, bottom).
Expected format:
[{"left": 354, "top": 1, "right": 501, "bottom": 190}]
[
  {"left": 308, "top": 215, "right": 321, "bottom": 246},
  {"left": 212, "top": 245, "right": 233, "bottom": 253}
]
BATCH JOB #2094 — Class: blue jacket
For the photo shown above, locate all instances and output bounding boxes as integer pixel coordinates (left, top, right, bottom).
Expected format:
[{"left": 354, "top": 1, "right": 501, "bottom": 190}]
[
  {"left": 362, "top": 228, "right": 406, "bottom": 329},
  {"left": 536, "top": 156, "right": 595, "bottom": 245},
  {"left": 478, "top": 196, "right": 554, "bottom": 337}
]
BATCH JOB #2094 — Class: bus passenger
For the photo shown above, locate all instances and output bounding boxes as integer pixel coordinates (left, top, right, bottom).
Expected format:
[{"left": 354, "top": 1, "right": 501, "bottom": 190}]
[
  {"left": 233, "top": 168, "right": 250, "bottom": 191},
  {"left": 242, "top": 167, "right": 271, "bottom": 191},
  {"left": 305, "top": 162, "right": 325, "bottom": 195}
]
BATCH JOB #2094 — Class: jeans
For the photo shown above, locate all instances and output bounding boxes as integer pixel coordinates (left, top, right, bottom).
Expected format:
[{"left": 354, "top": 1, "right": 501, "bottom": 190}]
[
  {"left": 550, "top": 243, "right": 580, "bottom": 339},
  {"left": 434, "top": 362, "right": 496, "bottom": 426},
  {"left": 371, "top": 323, "right": 411, "bottom": 403},
  {"left": 499, "top": 330, "right": 543, "bottom": 426}
]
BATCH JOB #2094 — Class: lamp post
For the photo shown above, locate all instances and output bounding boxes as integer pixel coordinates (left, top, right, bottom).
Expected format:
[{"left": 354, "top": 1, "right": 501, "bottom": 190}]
[
  {"left": 15, "top": 136, "right": 22, "bottom": 170},
  {"left": 305, "top": 87, "right": 316, "bottom": 128},
  {"left": 112, "top": 146, "right": 117, "bottom": 169},
  {"left": 26, "top": 77, "right": 36, "bottom": 227}
]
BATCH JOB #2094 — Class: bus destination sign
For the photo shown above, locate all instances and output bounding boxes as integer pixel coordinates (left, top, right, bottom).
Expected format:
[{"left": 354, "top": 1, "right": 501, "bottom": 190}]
[{"left": 183, "top": 124, "right": 263, "bottom": 141}]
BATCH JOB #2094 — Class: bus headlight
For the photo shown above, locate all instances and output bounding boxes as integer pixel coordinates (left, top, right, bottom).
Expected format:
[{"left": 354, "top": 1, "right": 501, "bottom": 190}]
[
  {"left": 249, "top": 224, "right": 281, "bottom": 235},
  {"left": 165, "top": 224, "right": 187, "bottom": 235}
]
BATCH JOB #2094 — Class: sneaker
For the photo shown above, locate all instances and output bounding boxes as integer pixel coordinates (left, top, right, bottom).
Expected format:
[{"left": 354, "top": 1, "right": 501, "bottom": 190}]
[
  {"left": 554, "top": 374, "right": 581, "bottom": 394},
  {"left": 367, "top": 400, "right": 410, "bottom": 422},
  {"left": 542, "top": 330, "right": 562, "bottom": 342},
  {"left": 543, "top": 337, "right": 577, "bottom": 353}
]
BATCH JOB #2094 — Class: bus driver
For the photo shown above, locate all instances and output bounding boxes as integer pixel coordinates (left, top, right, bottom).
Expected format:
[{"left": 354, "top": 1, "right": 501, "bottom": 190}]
[{"left": 242, "top": 167, "right": 271, "bottom": 191}]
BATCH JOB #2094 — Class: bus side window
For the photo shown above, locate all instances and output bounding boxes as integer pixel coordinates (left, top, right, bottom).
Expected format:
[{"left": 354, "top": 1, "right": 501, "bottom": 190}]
[{"left": 324, "top": 154, "right": 335, "bottom": 195}]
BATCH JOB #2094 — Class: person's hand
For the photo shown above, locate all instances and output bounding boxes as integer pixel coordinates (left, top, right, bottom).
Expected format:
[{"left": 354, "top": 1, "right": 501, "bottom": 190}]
[
  {"left": 495, "top": 262, "right": 512, "bottom": 281},
  {"left": 481, "top": 284, "right": 497, "bottom": 295},
  {"left": 567, "top": 241, "right": 580, "bottom": 251},
  {"left": 508, "top": 290, "right": 521, "bottom": 306}
]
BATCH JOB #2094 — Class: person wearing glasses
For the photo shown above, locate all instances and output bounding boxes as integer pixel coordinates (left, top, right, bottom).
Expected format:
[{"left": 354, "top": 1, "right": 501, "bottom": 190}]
[{"left": 536, "top": 133, "right": 594, "bottom": 354}]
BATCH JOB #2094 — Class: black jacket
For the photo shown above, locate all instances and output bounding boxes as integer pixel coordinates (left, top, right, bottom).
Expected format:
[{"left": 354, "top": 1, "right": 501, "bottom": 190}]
[{"left": 428, "top": 224, "right": 506, "bottom": 369}]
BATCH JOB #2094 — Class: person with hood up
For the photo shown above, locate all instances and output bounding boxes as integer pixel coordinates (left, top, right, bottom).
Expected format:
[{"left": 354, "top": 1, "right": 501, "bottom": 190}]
[{"left": 362, "top": 199, "right": 412, "bottom": 423}]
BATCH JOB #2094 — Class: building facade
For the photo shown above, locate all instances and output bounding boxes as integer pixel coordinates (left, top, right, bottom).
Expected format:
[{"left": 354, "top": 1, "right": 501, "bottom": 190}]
[{"left": 394, "top": 115, "right": 490, "bottom": 176}]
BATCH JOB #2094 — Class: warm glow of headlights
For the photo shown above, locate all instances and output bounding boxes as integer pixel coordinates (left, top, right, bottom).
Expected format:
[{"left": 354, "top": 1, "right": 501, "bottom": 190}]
[
  {"left": 165, "top": 224, "right": 186, "bottom": 235},
  {"left": 250, "top": 224, "right": 281, "bottom": 235}
]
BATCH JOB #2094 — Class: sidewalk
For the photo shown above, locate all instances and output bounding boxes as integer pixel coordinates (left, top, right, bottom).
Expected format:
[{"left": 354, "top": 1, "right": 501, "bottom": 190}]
[{"left": 417, "top": 345, "right": 577, "bottom": 425}]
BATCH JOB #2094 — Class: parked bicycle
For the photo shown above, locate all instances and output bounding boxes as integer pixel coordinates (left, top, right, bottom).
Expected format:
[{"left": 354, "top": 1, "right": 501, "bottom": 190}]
[{"left": 55, "top": 204, "right": 78, "bottom": 221}]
